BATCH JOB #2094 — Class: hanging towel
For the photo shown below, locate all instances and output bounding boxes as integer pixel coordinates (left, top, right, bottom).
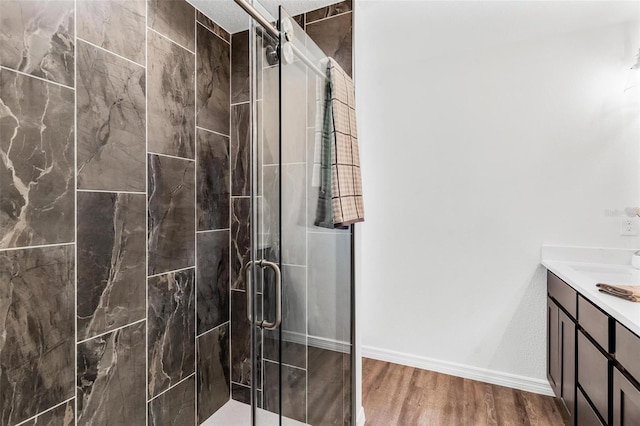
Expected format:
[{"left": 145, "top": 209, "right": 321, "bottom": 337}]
[
  {"left": 596, "top": 283, "right": 640, "bottom": 302},
  {"left": 314, "top": 58, "right": 364, "bottom": 229}
]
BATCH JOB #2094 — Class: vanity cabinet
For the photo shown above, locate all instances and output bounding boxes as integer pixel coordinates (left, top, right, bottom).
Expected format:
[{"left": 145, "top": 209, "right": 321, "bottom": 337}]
[
  {"left": 547, "top": 271, "right": 640, "bottom": 426},
  {"left": 547, "top": 271, "right": 577, "bottom": 422}
]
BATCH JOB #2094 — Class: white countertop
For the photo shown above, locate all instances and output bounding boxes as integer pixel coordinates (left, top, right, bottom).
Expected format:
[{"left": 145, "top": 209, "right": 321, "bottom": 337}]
[{"left": 541, "top": 246, "right": 640, "bottom": 336}]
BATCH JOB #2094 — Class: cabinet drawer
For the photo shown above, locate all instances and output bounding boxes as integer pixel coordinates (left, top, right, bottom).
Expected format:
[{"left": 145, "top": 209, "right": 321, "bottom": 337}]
[
  {"left": 579, "top": 295, "right": 610, "bottom": 352},
  {"left": 613, "top": 368, "right": 640, "bottom": 426},
  {"left": 548, "top": 271, "right": 577, "bottom": 318},
  {"left": 616, "top": 323, "right": 640, "bottom": 381},
  {"left": 578, "top": 331, "right": 609, "bottom": 422},
  {"left": 577, "top": 387, "right": 604, "bottom": 426}
]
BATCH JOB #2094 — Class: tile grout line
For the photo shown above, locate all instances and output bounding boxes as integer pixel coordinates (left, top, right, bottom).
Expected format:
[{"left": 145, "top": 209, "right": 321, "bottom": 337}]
[
  {"left": 76, "top": 36, "right": 146, "bottom": 68},
  {"left": 147, "top": 265, "right": 196, "bottom": 279},
  {"left": 196, "top": 228, "right": 230, "bottom": 234},
  {"left": 0, "top": 241, "right": 74, "bottom": 253},
  {"left": 196, "top": 125, "right": 230, "bottom": 138},
  {"left": 73, "top": 1, "right": 79, "bottom": 424},
  {"left": 148, "top": 151, "right": 196, "bottom": 162},
  {"left": 76, "top": 318, "right": 147, "bottom": 345},
  {"left": 147, "top": 372, "right": 197, "bottom": 403},
  {"left": 305, "top": 10, "right": 352, "bottom": 27},
  {"left": 196, "top": 18, "right": 230, "bottom": 46},
  {"left": 228, "top": 29, "right": 234, "bottom": 407},
  {"left": 148, "top": 27, "right": 195, "bottom": 55},
  {"left": 263, "top": 357, "right": 307, "bottom": 373},
  {"left": 196, "top": 320, "right": 230, "bottom": 339},
  {"left": 0, "top": 65, "right": 74, "bottom": 90},
  {"left": 14, "top": 397, "right": 76, "bottom": 426},
  {"left": 76, "top": 188, "right": 146, "bottom": 195},
  {"left": 145, "top": 3, "right": 150, "bottom": 423},
  {"left": 194, "top": 7, "right": 199, "bottom": 425}
]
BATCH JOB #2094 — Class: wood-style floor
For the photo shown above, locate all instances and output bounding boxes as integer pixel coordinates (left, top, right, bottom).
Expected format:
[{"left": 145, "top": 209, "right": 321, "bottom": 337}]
[{"left": 362, "top": 358, "right": 568, "bottom": 426}]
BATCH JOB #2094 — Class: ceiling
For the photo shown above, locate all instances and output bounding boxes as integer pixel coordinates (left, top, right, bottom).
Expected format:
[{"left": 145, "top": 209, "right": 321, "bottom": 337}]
[{"left": 187, "top": 0, "right": 343, "bottom": 34}]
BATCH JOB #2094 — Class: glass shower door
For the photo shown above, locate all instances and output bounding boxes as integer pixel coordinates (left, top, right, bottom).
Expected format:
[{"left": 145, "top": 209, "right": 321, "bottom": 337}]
[{"left": 250, "top": 6, "right": 354, "bottom": 425}]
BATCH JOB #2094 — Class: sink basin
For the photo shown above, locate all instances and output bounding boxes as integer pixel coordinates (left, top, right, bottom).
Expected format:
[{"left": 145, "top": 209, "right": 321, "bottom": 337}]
[{"left": 569, "top": 263, "right": 640, "bottom": 283}]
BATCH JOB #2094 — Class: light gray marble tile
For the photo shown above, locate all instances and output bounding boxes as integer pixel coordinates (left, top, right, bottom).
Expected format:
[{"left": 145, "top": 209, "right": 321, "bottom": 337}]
[
  {"left": 77, "top": 322, "right": 146, "bottom": 426},
  {"left": 148, "top": 269, "right": 196, "bottom": 398},
  {"left": 77, "top": 41, "right": 146, "bottom": 191},
  {"left": 0, "top": 0, "right": 75, "bottom": 86},
  {"left": 147, "top": 30, "right": 195, "bottom": 159},
  {"left": 197, "top": 23, "right": 230, "bottom": 135},
  {"left": 77, "top": 0, "right": 146, "bottom": 65},
  {"left": 0, "top": 69, "right": 74, "bottom": 249},
  {"left": 22, "top": 400, "right": 75, "bottom": 426},
  {"left": 148, "top": 154, "right": 195, "bottom": 275},
  {"left": 0, "top": 245, "right": 75, "bottom": 425},
  {"left": 196, "top": 129, "right": 229, "bottom": 231},
  {"left": 148, "top": 0, "right": 195, "bottom": 51},
  {"left": 197, "top": 231, "right": 229, "bottom": 334},
  {"left": 77, "top": 192, "right": 146, "bottom": 340},
  {"left": 197, "top": 324, "right": 230, "bottom": 422},
  {"left": 148, "top": 375, "right": 195, "bottom": 426}
]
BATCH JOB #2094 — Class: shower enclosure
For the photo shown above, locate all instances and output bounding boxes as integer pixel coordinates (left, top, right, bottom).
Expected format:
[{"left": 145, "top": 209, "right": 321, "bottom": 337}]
[
  {"left": 206, "top": 1, "right": 355, "bottom": 424},
  {"left": 0, "top": 0, "right": 353, "bottom": 424}
]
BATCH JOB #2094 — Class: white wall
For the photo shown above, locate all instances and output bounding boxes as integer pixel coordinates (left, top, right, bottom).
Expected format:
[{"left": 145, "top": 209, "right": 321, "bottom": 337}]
[{"left": 355, "top": 0, "right": 640, "bottom": 392}]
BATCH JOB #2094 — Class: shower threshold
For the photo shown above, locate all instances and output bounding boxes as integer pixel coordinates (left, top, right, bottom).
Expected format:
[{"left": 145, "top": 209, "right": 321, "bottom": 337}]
[{"left": 202, "top": 399, "right": 307, "bottom": 426}]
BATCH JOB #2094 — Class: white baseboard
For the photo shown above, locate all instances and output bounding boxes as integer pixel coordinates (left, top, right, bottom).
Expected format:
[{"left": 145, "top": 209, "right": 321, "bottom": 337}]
[
  {"left": 362, "top": 345, "right": 554, "bottom": 396},
  {"left": 356, "top": 406, "right": 366, "bottom": 426}
]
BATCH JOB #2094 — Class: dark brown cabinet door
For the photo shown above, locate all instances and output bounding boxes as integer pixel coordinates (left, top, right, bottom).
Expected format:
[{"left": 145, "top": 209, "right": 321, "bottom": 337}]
[
  {"left": 560, "top": 309, "right": 576, "bottom": 421},
  {"left": 548, "top": 297, "right": 560, "bottom": 397},
  {"left": 613, "top": 368, "right": 640, "bottom": 426}
]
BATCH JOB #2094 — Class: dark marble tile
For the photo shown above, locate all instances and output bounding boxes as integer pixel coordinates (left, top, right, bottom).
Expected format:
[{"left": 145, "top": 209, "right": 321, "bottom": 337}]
[
  {"left": 77, "top": 41, "right": 146, "bottom": 192},
  {"left": 77, "top": 192, "right": 146, "bottom": 340},
  {"left": 308, "top": 233, "right": 351, "bottom": 342},
  {"left": 231, "top": 291, "right": 262, "bottom": 388},
  {"left": 308, "top": 346, "right": 352, "bottom": 425},
  {"left": 197, "top": 11, "right": 231, "bottom": 44},
  {"left": 231, "top": 103, "right": 250, "bottom": 196},
  {"left": 0, "top": 0, "right": 74, "bottom": 86},
  {"left": 230, "top": 198, "right": 250, "bottom": 290},
  {"left": 231, "top": 31, "right": 249, "bottom": 104},
  {"left": 197, "top": 23, "right": 230, "bottom": 135},
  {"left": 197, "top": 324, "right": 230, "bottom": 422},
  {"left": 263, "top": 331, "right": 307, "bottom": 370},
  {"left": 306, "top": 1, "right": 352, "bottom": 23},
  {"left": 231, "top": 383, "right": 261, "bottom": 408},
  {"left": 148, "top": 30, "right": 195, "bottom": 159},
  {"left": 306, "top": 13, "right": 352, "bottom": 77},
  {"left": 0, "top": 245, "right": 74, "bottom": 425},
  {"left": 263, "top": 361, "right": 306, "bottom": 423},
  {"left": 0, "top": 69, "right": 74, "bottom": 249},
  {"left": 148, "top": 0, "right": 195, "bottom": 51},
  {"left": 23, "top": 399, "right": 75, "bottom": 426},
  {"left": 77, "top": 321, "right": 146, "bottom": 425},
  {"left": 197, "top": 231, "right": 229, "bottom": 334},
  {"left": 196, "top": 129, "right": 229, "bottom": 231},
  {"left": 148, "top": 154, "right": 195, "bottom": 275},
  {"left": 148, "top": 269, "right": 196, "bottom": 398},
  {"left": 77, "top": 0, "right": 146, "bottom": 65},
  {"left": 148, "top": 375, "right": 195, "bottom": 426}
]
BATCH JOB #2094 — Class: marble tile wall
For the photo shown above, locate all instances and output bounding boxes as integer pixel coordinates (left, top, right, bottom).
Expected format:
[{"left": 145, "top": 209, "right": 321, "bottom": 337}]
[
  {"left": 1, "top": 0, "right": 352, "bottom": 424},
  {"left": 0, "top": 0, "right": 232, "bottom": 424}
]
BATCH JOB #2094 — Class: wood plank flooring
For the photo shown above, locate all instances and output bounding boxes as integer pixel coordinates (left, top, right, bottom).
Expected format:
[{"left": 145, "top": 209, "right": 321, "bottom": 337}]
[{"left": 362, "top": 358, "right": 568, "bottom": 426}]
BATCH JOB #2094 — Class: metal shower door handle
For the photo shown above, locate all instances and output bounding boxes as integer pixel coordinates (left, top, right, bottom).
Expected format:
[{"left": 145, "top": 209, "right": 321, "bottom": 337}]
[
  {"left": 243, "top": 260, "right": 281, "bottom": 330},
  {"left": 259, "top": 260, "right": 281, "bottom": 330}
]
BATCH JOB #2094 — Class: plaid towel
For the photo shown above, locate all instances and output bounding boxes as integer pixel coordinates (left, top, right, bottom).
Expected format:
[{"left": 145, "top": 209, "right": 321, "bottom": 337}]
[{"left": 314, "top": 58, "right": 364, "bottom": 229}]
